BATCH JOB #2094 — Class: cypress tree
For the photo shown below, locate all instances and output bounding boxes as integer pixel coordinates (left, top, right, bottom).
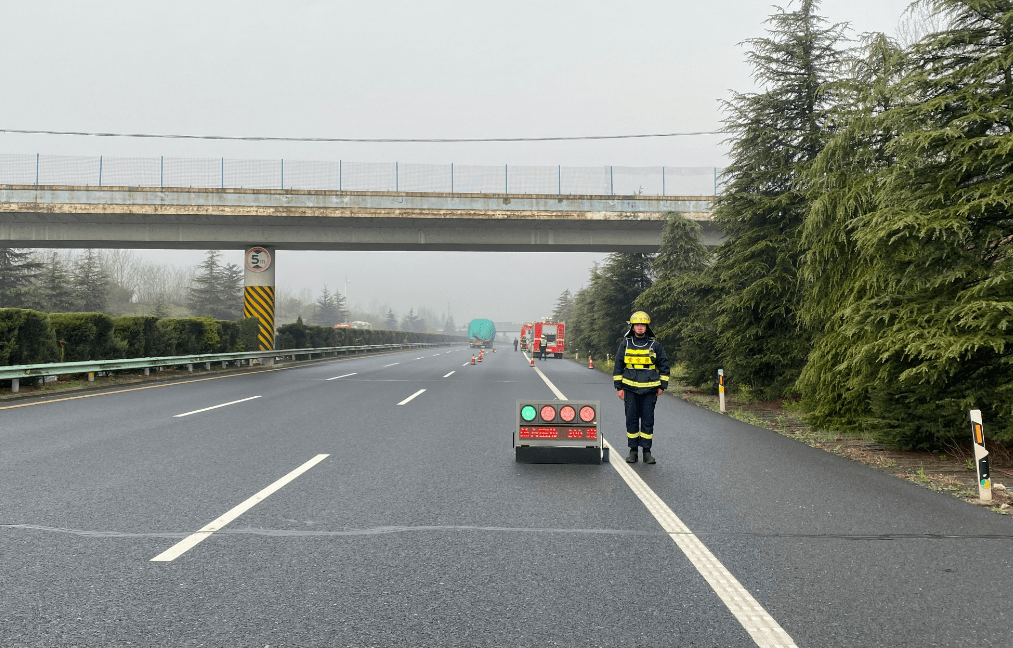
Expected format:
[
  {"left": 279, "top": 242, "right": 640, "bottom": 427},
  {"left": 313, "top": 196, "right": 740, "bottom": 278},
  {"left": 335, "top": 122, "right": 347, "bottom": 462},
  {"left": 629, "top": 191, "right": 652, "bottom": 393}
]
[
  {"left": 313, "top": 286, "right": 341, "bottom": 327},
  {"left": 802, "top": 1, "right": 1013, "bottom": 446},
  {"left": 73, "top": 248, "right": 111, "bottom": 313},
  {"left": 188, "top": 250, "right": 222, "bottom": 318},
  {"left": 694, "top": 0, "right": 846, "bottom": 398},
  {"left": 797, "top": 33, "right": 909, "bottom": 434},
  {"left": 635, "top": 212, "right": 711, "bottom": 358},
  {"left": 0, "top": 247, "right": 42, "bottom": 308}
]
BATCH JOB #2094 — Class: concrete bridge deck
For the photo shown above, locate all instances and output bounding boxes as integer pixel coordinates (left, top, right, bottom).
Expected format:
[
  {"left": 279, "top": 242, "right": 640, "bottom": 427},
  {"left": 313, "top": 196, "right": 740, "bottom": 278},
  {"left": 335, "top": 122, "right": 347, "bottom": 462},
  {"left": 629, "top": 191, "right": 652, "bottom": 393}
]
[{"left": 0, "top": 185, "right": 720, "bottom": 252}]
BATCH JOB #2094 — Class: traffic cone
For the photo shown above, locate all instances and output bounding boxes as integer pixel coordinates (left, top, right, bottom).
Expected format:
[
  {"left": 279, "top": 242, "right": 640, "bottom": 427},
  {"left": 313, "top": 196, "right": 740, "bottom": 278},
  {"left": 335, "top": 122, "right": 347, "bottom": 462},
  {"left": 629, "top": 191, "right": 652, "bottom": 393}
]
[
  {"left": 588, "top": 355, "right": 594, "bottom": 369},
  {"left": 478, "top": 351, "right": 483, "bottom": 362},
  {"left": 529, "top": 355, "right": 534, "bottom": 367},
  {"left": 471, "top": 355, "right": 476, "bottom": 365}
]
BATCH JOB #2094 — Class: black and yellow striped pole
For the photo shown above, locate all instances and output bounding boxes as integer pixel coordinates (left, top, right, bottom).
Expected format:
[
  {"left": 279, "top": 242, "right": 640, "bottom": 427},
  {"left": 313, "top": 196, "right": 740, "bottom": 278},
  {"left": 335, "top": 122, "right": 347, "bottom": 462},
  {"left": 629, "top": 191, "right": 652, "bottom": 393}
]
[{"left": 244, "top": 246, "right": 276, "bottom": 354}]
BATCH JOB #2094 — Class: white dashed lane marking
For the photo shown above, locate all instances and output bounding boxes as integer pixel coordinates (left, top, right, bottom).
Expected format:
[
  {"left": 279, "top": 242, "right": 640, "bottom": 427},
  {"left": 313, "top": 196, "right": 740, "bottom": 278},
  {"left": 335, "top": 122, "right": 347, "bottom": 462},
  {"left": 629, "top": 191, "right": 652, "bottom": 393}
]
[
  {"left": 150, "top": 454, "right": 330, "bottom": 562},
  {"left": 443, "top": 371, "right": 455, "bottom": 378},
  {"left": 174, "top": 396, "right": 261, "bottom": 418},
  {"left": 326, "top": 373, "right": 357, "bottom": 381},
  {"left": 397, "top": 389, "right": 426, "bottom": 405}
]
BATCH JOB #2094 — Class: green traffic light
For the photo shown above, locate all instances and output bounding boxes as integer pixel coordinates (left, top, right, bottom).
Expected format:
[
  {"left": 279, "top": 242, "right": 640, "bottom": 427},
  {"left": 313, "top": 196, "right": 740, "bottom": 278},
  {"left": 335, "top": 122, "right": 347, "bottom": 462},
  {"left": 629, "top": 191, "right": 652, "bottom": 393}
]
[{"left": 521, "top": 405, "right": 537, "bottom": 421}]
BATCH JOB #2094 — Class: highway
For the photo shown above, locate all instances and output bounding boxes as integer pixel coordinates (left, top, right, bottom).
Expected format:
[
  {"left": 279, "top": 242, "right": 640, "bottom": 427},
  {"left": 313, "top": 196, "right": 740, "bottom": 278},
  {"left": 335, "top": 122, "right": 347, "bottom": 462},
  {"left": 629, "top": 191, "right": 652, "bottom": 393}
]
[{"left": 2, "top": 347, "right": 1012, "bottom": 647}]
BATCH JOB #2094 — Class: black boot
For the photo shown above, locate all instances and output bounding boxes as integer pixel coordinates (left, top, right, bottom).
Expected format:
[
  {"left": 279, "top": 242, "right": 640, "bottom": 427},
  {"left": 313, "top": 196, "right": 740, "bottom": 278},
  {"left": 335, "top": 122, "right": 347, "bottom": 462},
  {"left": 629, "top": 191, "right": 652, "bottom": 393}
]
[
  {"left": 626, "top": 448, "right": 638, "bottom": 463},
  {"left": 643, "top": 451, "right": 656, "bottom": 464}
]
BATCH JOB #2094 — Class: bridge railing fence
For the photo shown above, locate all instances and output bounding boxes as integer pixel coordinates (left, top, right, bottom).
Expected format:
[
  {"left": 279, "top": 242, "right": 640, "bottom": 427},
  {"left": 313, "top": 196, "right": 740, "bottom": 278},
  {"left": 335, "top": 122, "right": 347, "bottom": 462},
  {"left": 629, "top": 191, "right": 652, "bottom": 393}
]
[{"left": 0, "top": 153, "right": 723, "bottom": 196}]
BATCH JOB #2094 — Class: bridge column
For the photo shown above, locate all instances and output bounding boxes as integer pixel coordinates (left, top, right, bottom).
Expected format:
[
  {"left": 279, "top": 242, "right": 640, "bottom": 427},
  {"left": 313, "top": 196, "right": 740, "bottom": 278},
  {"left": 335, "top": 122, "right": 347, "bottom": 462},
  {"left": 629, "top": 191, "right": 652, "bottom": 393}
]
[{"left": 243, "top": 246, "right": 276, "bottom": 351}]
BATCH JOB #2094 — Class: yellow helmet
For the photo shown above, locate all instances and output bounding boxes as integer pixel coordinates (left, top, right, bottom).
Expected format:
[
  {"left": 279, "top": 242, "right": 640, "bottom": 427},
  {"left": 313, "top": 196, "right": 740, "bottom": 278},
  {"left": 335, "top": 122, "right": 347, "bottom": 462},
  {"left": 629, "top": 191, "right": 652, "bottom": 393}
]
[{"left": 624, "top": 311, "right": 655, "bottom": 338}]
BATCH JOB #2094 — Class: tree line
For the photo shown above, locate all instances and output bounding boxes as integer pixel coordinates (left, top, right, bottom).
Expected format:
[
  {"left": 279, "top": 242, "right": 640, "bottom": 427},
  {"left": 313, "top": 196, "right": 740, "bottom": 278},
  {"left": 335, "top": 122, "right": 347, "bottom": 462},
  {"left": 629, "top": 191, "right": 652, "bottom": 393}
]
[
  {"left": 559, "top": 0, "right": 1012, "bottom": 449},
  {"left": 0, "top": 248, "right": 461, "bottom": 334}
]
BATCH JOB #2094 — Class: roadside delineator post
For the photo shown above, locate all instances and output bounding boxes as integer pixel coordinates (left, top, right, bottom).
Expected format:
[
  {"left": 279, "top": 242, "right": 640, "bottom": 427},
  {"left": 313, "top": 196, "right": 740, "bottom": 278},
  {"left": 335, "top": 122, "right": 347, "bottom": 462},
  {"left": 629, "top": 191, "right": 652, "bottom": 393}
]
[
  {"left": 970, "top": 409, "right": 991, "bottom": 501},
  {"left": 718, "top": 369, "right": 726, "bottom": 412}
]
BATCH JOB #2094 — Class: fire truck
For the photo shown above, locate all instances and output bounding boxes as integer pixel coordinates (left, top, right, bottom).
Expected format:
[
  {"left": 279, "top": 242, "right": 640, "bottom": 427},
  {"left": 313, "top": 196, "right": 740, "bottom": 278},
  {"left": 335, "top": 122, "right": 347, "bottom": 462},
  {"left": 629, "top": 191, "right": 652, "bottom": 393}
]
[
  {"left": 532, "top": 321, "right": 565, "bottom": 359},
  {"left": 519, "top": 323, "right": 533, "bottom": 351}
]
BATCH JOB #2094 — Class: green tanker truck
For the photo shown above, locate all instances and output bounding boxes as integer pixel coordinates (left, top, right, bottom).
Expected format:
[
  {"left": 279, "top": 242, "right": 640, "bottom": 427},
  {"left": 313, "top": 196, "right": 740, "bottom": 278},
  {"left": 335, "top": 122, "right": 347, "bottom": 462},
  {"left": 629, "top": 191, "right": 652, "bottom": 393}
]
[{"left": 468, "top": 319, "right": 497, "bottom": 349}]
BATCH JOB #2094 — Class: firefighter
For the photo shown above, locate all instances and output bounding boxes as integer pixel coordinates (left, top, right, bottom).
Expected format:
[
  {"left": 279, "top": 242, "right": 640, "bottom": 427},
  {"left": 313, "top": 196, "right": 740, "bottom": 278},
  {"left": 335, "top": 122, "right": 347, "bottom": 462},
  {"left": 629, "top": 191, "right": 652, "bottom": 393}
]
[
  {"left": 613, "top": 311, "right": 669, "bottom": 464},
  {"left": 538, "top": 333, "right": 547, "bottom": 360}
]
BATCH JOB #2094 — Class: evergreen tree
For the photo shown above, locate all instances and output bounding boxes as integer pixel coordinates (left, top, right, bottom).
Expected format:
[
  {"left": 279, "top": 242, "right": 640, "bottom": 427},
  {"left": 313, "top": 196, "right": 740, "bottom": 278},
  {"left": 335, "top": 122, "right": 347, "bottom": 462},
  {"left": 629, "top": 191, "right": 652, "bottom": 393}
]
[
  {"left": 635, "top": 212, "right": 712, "bottom": 358},
  {"left": 188, "top": 250, "right": 222, "bottom": 318},
  {"left": 313, "top": 286, "right": 341, "bottom": 327},
  {"left": 73, "top": 248, "right": 112, "bottom": 312},
  {"left": 797, "top": 33, "right": 910, "bottom": 435},
  {"left": 566, "top": 254, "right": 654, "bottom": 359},
  {"left": 334, "top": 291, "right": 350, "bottom": 324},
  {"left": 801, "top": 1, "right": 1013, "bottom": 446},
  {"left": 219, "top": 263, "right": 245, "bottom": 320},
  {"left": 401, "top": 308, "right": 424, "bottom": 332},
  {"left": 688, "top": 0, "right": 846, "bottom": 398},
  {"left": 32, "top": 251, "right": 76, "bottom": 313},
  {"left": 0, "top": 247, "right": 42, "bottom": 308},
  {"left": 551, "top": 289, "right": 574, "bottom": 323},
  {"left": 384, "top": 307, "right": 398, "bottom": 330}
]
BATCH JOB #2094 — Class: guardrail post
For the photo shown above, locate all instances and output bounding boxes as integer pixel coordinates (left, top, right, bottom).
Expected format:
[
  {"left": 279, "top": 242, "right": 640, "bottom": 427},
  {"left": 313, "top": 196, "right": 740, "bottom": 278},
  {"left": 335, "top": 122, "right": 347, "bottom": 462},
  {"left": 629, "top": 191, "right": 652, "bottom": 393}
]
[
  {"left": 187, "top": 364, "right": 193, "bottom": 372},
  {"left": 144, "top": 368, "right": 150, "bottom": 376},
  {"left": 205, "top": 362, "right": 211, "bottom": 370},
  {"left": 88, "top": 372, "right": 95, "bottom": 382},
  {"left": 11, "top": 378, "right": 18, "bottom": 393}
]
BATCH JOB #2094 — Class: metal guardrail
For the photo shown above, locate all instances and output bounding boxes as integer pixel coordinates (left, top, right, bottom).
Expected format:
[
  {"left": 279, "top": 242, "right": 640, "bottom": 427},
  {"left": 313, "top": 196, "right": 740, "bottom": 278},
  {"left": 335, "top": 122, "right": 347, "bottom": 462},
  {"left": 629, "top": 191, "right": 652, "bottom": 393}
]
[{"left": 0, "top": 342, "right": 451, "bottom": 393}]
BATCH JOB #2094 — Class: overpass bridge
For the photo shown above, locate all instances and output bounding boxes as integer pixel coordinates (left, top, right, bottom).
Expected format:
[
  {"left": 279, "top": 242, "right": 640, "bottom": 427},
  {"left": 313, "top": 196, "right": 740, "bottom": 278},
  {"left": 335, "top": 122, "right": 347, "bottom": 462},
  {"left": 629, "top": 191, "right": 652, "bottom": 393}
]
[
  {"left": 0, "top": 185, "right": 719, "bottom": 252},
  {"left": 0, "top": 180, "right": 719, "bottom": 353}
]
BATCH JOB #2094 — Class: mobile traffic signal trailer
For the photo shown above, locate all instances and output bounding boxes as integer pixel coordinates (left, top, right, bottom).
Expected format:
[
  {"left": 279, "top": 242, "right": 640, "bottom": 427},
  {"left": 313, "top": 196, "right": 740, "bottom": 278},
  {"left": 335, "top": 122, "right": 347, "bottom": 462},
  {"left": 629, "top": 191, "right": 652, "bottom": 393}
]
[{"left": 514, "top": 400, "right": 607, "bottom": 464}]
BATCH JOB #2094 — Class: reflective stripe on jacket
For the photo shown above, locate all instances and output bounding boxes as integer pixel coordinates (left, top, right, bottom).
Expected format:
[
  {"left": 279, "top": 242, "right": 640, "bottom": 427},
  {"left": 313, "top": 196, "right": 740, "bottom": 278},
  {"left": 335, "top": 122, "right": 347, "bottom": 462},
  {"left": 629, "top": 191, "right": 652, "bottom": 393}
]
[{"left": 612, "top": 336, "right": 670, "bottom": 394}]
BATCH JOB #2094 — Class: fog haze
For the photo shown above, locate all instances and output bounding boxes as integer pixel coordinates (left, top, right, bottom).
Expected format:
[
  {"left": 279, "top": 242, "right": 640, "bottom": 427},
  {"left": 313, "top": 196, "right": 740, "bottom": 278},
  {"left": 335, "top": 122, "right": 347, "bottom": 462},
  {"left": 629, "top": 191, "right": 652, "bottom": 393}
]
[{"left": 2, "top": 0, "right": 915, "bottom": 322}]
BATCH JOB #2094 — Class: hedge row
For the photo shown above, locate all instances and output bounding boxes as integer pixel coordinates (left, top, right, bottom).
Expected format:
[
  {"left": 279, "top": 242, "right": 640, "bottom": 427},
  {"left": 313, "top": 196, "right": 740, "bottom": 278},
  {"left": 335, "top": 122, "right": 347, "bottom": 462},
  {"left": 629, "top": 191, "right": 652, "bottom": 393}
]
[
  {"left": 276, "top": 320, "right": 461, "bottom": 349},
  {"left": 0, "top": 309, "right": 260, "bottom": 366}
]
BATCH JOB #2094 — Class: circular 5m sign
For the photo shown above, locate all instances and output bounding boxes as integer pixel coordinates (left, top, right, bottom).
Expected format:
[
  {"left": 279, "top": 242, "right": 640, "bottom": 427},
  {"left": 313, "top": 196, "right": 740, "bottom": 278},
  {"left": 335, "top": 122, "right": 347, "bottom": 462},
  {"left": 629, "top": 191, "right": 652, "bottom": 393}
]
[{"left": 245, "top": 247, "right": 272, "bottom": 273}]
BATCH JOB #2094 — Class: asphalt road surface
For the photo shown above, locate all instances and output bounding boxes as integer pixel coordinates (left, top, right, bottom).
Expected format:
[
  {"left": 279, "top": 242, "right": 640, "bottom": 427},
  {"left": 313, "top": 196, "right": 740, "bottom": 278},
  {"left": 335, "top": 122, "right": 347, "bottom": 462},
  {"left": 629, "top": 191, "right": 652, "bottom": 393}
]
[{"left": 2, "top": 346, "right": 1012, "bottom": 647}]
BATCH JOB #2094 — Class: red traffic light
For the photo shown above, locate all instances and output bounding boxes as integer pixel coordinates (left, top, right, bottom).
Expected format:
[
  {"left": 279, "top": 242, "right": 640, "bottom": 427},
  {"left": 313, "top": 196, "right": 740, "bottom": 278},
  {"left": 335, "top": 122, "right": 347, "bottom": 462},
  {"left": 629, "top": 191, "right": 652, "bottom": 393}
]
[
  {"left": 579, "top": 406, "right": 595, "bottom": 422},
  {"left": 559, "top": 405, "right": 576, "bottom": 422},
  {"left": 539, "top": 405, "right": 557, "bottom": 422}
]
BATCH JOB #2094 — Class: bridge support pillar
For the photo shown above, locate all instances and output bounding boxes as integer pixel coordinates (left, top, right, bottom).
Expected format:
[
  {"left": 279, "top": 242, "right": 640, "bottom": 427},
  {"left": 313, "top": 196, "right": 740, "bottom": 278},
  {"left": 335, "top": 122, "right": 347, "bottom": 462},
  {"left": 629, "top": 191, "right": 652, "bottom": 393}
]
[{"left": 244, "top": 246, "right": 276, "bottom": 351}]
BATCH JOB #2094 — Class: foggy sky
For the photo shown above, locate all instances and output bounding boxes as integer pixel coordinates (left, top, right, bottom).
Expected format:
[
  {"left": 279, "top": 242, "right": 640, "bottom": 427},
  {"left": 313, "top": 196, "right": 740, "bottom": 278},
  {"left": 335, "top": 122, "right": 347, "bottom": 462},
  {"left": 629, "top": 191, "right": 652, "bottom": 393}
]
[{"left": 2, "top": 0, "right": 916, "bottom": 323}]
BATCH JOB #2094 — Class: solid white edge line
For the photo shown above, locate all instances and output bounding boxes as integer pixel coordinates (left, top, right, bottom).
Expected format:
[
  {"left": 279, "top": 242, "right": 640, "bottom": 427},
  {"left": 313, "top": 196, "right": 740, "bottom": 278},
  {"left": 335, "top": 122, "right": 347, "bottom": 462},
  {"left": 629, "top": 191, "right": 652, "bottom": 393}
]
[
  {"left": 173, "top": 395, "right": 261, "bottom": 418},
  {"left": 443, "top": 371, "right": 455, "bottom": 378},
  {"left": 397, "top": 388, "right": 426, "bottom": 405},
  {"left": 326, "top": 373, "right": 357, "bottom": 381},
  {"left": 150, "top": 454, "right": 330, "bottom": 562},
  {"left": 530, "top": 368, "right": 798, "bottom": 648}
]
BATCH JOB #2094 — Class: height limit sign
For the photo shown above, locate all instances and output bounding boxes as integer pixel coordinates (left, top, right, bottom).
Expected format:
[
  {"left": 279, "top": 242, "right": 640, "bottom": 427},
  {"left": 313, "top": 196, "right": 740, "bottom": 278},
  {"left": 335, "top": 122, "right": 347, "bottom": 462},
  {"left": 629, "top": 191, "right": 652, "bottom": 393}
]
[{"left": 244, "top": 246, "right": 275, "bottom": 285}]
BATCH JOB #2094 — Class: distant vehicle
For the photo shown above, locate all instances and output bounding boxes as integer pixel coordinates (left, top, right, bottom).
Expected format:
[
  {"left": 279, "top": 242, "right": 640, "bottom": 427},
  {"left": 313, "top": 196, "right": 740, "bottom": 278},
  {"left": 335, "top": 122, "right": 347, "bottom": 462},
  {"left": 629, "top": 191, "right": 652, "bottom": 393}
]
[
  {"left": 533, "top": 321, "right": 565, "bottom": 359},
  {"left": 334, "top": 321, "right": 373, "bottom": 329},
  {"left": 468, "top": 319, "right": 497, "bottom": 348},
  {"left": 519, "top": 323, "right": 533, "bottom": 351}
]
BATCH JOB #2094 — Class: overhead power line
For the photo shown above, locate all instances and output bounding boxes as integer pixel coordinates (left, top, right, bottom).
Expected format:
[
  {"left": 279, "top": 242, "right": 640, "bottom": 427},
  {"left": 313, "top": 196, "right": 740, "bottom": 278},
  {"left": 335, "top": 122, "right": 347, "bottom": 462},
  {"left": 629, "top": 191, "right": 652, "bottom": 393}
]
[{"left": 0, "top": 128, "right": 722, "bottom": 143}]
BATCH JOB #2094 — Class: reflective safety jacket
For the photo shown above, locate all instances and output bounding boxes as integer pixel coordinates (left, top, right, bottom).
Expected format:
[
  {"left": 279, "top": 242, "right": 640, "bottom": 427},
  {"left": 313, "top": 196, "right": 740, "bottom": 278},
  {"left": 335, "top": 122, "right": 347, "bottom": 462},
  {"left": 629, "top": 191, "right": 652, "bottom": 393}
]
[{"left": 613, "top": 336, "right": 670, "bottom": 394}]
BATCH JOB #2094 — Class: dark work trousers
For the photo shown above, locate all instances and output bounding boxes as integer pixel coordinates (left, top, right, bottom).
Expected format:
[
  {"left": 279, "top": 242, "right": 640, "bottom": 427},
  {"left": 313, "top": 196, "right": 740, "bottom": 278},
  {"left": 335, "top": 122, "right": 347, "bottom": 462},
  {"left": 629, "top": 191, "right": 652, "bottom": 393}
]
[{"left": 623, "top": 390, "right": 658, "bottom": 450}]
